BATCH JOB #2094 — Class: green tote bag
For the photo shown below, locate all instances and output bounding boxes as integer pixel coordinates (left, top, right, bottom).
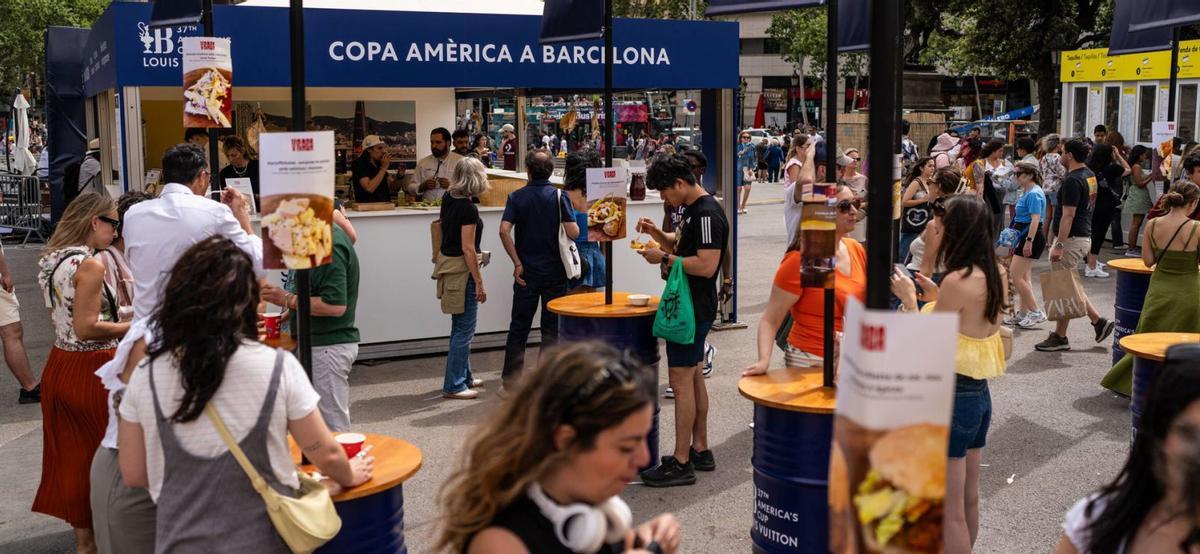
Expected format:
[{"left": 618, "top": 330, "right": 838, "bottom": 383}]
[{"left": 653, "top": 258, "right": 696, "bottom": 344}]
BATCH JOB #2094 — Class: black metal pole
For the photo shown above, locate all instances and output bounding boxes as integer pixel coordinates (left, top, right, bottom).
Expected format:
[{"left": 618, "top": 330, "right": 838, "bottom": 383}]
[
  {"left": 289, "top": 0, "right": 313, "bottom": 377},
  {"left": 1169, "top": 26, "right": 1181, "bottom": 123},
  {"left": 604, "top": 0, "right": 614, "bottom": 305},
  {"left": 822, "top": 0, "right": 839, "bottom": 388},
  {"left": 893, "top": 0, "right": 905, "bottom": 263},
  {"left": 866, "top": 0, "right": 898, "bottom": 310},
  {"left": 201, "top": 0, "right": 220, "bottom": 192}
]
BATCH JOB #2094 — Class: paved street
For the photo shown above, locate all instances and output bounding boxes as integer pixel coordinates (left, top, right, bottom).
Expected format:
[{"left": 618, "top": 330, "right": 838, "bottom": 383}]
[{"left": 0, "top": 183, "right": 1131, "bottom": 552}]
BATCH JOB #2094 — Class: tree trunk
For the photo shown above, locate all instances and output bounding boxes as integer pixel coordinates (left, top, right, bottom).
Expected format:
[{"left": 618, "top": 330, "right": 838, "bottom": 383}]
[
  {"left": 1036, "top": 54, "right": 1058, "bottom": 137},
  {"left": 799, "top": 62, "right": 810, "bottom": 128}
]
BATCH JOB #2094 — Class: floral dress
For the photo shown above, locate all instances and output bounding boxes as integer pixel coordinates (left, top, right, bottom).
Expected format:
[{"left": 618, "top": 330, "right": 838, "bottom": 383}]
[{"left": 38, "top": 246, "right": 120, "bottom": 352}]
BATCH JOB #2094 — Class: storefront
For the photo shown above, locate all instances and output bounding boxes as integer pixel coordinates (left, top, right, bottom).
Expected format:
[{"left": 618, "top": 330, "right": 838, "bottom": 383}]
[
  {"left": 1059, "top": 40, "right": 1200, "bottom": 144},
  {"left": 80, "top": 1, "right": 739, "bottom": 358}
]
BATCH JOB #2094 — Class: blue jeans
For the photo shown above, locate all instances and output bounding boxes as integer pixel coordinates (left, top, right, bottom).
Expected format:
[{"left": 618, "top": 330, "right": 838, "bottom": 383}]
[
  {"left": 444, "top": 277, "right": 478, "bottom": 394},
  {"left": 502, "top": 278, "right": 568, "bottom": 381}
]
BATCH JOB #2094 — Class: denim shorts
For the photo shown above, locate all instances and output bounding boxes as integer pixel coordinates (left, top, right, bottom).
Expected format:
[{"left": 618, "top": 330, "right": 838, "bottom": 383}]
[
  {"left": 665, "top": 320, "right": 714, "bottom": 367},
  {"left": 948, "top": 375, "right": 992, "bottom": 458}
]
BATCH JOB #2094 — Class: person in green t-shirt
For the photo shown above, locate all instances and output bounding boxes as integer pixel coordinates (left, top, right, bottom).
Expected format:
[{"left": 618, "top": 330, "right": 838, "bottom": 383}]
[{"left": 264, "top": 224, "right": 359, "bottom": 431}]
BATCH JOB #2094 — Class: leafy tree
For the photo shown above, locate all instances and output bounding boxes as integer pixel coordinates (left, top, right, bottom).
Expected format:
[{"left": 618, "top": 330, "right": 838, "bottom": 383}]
[
  {"left": 613, "top": 0, "right": 706, "bottom": 19},
  {"left": 766, "top": 7, "right": 866, "bottom": 125},
  {"left": 0, "top": 0, "right": 108, "bottom": 102}
]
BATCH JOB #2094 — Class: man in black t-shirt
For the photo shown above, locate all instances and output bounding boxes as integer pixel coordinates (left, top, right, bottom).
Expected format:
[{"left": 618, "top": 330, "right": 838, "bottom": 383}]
[
  {"left": 635, "top": 154, "right": 729, "bottom": 487},
  {"left": 352, "top": 135, "right": 404, "bottom": 203},
  {"left": 1036, "top": 138, "right": 1113, "bottom": 352}
]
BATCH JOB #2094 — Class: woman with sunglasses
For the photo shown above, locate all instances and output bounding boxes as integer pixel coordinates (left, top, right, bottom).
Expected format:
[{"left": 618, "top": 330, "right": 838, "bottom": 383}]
[
  {"left": 736, "top": 132, "right": 757, "bottom": 215},
  {"left": 892, "top": 194, "right": 1008, "bottom": 554},
  {"left": 32, "top": 192, "right": 130, "bottom": 554},
  {"left": 743, "top": 185, "right": 865, "bottom": 375},
  {"left": 1007, "top": 162, "right": 1048, "bottom": 329},
  {"left": 1054, "top": 345, "right": 1200, "bottom": 554},
  {"left": 437, "top": 341, "right": 680, "bottom": 553}
]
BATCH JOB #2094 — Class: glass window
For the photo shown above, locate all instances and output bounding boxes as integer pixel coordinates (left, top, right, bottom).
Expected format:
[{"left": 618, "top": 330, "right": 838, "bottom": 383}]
[
  {"left": 1072, "top": 87, "right": 1088, "bottom": 138},
  {"left": 1104, "top": 86, "right": 1120, "bottom": 135},
  {"left": 763, "top": 38, "right": 781, "bottom": 54},
  {"left": 1180, "top": 84, "right": 1198, "bottom": 142},
  {"left": 1139, "top": 85, "right": 1157, "bottom": 143}
]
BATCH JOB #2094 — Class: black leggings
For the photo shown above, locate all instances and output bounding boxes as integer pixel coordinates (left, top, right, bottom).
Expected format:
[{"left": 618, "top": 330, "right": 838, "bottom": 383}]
[{"left": 1090, "top": 187, "right": 1117, "bottom": 256}]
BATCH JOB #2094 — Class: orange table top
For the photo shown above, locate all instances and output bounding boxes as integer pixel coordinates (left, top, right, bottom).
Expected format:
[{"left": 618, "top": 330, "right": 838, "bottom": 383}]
[
  {"left": 1107, "top": 258, "right": 1153, "bottom": 275},
  {"left": 1119, "top": 332, "right": 1200, "bottom": 362},
  {"left": 547, "top": 291, "right": 659, "bottom": 318},
  {"left": 261, "top": 332, "right": 297, "bottom": 351},
  {"left": 290, "top": 432, "right": 422, "bottom": 502},
  {"left": 738, "top": 367, "right": 837, "bottom": 414}
]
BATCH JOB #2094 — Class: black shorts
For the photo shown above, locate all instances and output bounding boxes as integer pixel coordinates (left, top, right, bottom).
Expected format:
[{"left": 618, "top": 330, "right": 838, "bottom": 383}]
[
  {"left": 665, "top": 320, "right": 714, "bottom": 367},
  {"left": 1015, "top": 228, "right": 1046, "bottom": 260}
]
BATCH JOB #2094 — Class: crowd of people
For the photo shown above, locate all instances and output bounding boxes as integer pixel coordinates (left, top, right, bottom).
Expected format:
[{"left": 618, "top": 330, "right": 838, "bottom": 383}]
[{"left": 7, "top": 108, "right": 1200, "bottom": 553}]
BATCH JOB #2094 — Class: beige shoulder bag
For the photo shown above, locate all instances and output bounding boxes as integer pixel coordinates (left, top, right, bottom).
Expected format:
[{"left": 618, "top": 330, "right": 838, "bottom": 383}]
[{"left": 205, "top": 403, "right": 342, "bottom": 553}]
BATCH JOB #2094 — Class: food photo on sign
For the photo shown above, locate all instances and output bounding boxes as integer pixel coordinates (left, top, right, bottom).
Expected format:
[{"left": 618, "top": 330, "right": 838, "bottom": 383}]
[
  {"left": 258, "top": 131, "right": 336, "bottom": 270},
  {"left": 180, "top": 37, "right": 232, "bottom": 128},
  {"left": 829, "top": 300, "right": 958, "bottom": 554},
  {"left": 586, "top": 166, "right": 629, "bottom": 242}
]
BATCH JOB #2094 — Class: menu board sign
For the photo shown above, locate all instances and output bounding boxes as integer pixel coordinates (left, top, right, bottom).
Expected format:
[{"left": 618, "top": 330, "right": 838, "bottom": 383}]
[
  {"left": 181, "top": 37, "right": 232, "bottom": 128},
  {"left": 830, "top": 299, "right": 958, "bottom": 554},
  {"left": 585, "top": 167, "right": 629, "bottom": 242},
  {"left": 258, "top": 131, "right": 335, "bottom": 270}
]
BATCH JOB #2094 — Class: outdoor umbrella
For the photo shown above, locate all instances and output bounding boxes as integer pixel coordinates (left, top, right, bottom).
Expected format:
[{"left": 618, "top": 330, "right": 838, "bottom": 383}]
[{"left": 11, "top": 93, "right": 36, "bottom": 176}]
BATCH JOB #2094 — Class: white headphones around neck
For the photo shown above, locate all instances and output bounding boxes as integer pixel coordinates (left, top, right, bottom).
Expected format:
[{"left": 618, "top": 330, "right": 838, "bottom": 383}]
[{"left": 527, "top": 483, "right": 632, "bottom": 554}]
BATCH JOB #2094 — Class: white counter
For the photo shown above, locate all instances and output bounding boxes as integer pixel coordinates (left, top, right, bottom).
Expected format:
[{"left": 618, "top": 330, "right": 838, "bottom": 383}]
[{"left": 262, "top": 196, "right": 670, "bottom": 359}]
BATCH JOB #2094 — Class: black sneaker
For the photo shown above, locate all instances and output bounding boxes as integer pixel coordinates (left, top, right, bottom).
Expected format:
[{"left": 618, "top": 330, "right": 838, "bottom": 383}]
[
  {"left": 1094, "top": 318, "right": 1115, "bottom": 343},
  {"left": 18, "top": 384, "right": 40, "bottom": 404},
  {"left": 639, "top": 456, "right": 696, "bottom": 487},
  {"left": 1034, "top": 332, "right": 1070, "bottom": 352},
  {"left": 690, "top": 448, "right": 715, "bottom": 472}
]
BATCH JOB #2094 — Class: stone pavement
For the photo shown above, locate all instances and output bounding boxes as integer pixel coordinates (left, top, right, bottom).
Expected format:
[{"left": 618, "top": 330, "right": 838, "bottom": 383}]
[{"left": 0, "top": 185, "right": 1131, "bottom": 552}]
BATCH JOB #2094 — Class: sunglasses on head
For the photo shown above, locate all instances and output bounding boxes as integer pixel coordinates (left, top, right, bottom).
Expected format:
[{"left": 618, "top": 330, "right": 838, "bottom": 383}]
[{"left": 836, "top": 198, "right": 862, "bottom": 213}]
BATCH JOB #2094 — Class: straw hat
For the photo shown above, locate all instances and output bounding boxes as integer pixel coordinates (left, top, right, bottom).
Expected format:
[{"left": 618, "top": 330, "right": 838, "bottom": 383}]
[
  {"left": 362, "top": 135, "right": 385, "bottom": 149},
  {"left": 87, "top": 138, "right": 100, "bottom": 152}
]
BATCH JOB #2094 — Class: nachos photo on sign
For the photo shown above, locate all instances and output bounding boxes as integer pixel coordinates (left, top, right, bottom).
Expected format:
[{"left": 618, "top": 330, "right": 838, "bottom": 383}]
[
  {"left": 587, "top": 194, "right": 627, "bottom": 241},
  {"left": 258, "top": 131, "right": 337, "bottom": 270},
  {"left": 181, "top": 37, "right": 233, "bottom": 129}
]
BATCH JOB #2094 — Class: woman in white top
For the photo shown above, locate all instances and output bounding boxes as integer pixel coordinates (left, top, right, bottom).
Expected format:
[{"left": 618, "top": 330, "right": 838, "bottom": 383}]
[
  {"left": 118, "top": 236, "right": 373, "bottom": 551},
  {"left": 1054, "top": 348, "right": 1200, "bottom": 554}
]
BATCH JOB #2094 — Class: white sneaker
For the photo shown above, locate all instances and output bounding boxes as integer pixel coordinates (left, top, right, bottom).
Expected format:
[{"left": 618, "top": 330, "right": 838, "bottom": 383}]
[
  {"left": 702, "top": 343, "right": 716, "bottom": 377},
  {"left": 1018, "top": 310, "right": 1047, "bottom": 329},
  {"left": 1085, "top": 266, "right": 1110, "bottom": 278},
  {"left": 1003, "top": 311, "right": 1025, "bottom": 326},
  {"left": 663, "top": 387, "right": 675, "bottom": 399},
  {"left": 443, "top": 389, "right": 480, "bottom": 400}
]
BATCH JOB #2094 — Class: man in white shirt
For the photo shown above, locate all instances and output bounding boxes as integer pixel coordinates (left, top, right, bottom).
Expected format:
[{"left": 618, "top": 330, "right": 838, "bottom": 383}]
[
  {"left": 410, "top": 127, "right": 464, "bottom": 203},
  {"left": 89, "top": 142, "right": 262, "bottom": 554}
]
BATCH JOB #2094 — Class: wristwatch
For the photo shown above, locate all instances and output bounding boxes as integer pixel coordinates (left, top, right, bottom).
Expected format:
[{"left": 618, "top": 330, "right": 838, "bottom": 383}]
[{"left": 660, "top": 255, "right": 673, "bottom": 271}]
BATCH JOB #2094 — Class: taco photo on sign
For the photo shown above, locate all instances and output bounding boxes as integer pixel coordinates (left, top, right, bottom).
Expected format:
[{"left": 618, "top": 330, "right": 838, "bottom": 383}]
[{"left": 587, "top": 193, "right": 627, "bottom": 242}]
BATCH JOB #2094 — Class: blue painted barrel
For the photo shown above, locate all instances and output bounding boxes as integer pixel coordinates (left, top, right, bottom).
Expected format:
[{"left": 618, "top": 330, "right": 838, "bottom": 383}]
[
  {"left": 318, "top": 485, "right": 406, "bottom": 553},
  {"left": 1112, "top": 268, "right": 1152, "bottom": 365},
  {"left": 751, "top": 405, "right": 833, "bottom": 554},
  {"left": 1130, "top": 356, "right": 1162, "bottom": 440},
  {"left": 559, "top": 313, "right": 661, "bottom": 470}
]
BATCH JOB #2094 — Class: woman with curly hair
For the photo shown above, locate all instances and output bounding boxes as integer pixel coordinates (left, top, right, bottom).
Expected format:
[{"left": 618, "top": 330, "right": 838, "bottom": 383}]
[{"left": 438, "top": 341, "right": 680, "bottom": 554}]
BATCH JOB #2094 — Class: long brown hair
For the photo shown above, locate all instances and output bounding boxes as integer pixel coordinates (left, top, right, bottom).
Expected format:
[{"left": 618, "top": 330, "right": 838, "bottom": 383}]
[
  {"left": 436, "top": 342, "right": 656, "bottom": 553},
  {"left": 43, "top": 192, "right": 115, "bottom": 256},
  {"left": 935, "top": 195, "right": 1007, "bottom": 322}
]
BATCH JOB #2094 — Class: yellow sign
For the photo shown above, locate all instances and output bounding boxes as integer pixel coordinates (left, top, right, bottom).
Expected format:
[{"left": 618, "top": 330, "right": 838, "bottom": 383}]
[{"left": 1060, "top": 40, "right": 1200, "bottom": 82}]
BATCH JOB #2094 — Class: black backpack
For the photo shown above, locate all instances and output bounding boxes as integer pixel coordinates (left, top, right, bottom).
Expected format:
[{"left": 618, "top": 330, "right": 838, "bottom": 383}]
[{"left": 62, "top": 160, "right": 83, "bottom": 206}]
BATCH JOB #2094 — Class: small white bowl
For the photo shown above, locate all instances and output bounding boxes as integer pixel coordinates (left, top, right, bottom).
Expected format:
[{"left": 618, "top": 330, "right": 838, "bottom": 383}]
[{"left": 627, "top": 294, "right": 651, "bottom": 307}]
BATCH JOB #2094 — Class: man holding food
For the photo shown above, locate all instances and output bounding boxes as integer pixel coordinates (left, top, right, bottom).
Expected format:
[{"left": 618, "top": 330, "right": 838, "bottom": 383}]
[
  {"left": 352, "top": 135, "right": 404, "bottom": 204},
  {"left": 635, "top": 153, "right": 729, "bottom": 487},
  {"left": 410, "top": 128, "right": 464, "bottom": 203}
]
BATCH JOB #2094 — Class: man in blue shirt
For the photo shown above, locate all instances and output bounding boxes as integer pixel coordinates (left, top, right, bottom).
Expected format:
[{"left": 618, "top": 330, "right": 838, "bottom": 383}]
[{"left": 498, "top": 149, "right": 580, "bottom": 390}]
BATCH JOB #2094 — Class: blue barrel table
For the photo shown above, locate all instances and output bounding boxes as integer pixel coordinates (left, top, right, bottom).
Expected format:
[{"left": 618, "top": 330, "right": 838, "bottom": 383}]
[
  {"left": 739, "top": 368, "right": 837, "bottom": 554},
  {"left": 1119, "top": 333, "right": 1200, "bottom": 439},
  {"left": 293, "top": 433, "right": 423, "bottom": 553},
  {"left": 549, "top": 292, "right": 661, "bottom": 470},
  {"left": 1107, "top": 258, "right": 1153, "bottom": 366}
]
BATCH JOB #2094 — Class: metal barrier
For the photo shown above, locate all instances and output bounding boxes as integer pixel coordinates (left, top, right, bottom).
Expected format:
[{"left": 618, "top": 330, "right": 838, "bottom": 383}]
[{"left": 0, "top": 173, "right": 47, "bottom": 244}]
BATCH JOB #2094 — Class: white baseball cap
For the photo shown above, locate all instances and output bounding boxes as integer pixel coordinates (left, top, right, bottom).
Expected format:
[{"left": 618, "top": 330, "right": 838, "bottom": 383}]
[
  {"left": 500, "top": 124, "right": 515, "bottom": 133},
  {"left": 362, "top": 135, "right": 385, "bottom": 149}
]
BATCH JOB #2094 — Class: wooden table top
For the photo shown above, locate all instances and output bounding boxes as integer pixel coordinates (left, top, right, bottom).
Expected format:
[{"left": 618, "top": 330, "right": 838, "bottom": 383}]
[
  {"left": 1106, "top": 258, "right": 1153, "bottom": 275},
  {"left": 547, "top": 291, "right": 659, "bottom": 318},
  {"left": 1119, "top": 332, "right": 1200, "bottom": 362},
  {"left": 290, "top": 432, "right": 423, "bottom": 502},
  {"left": 261, "top": 332, "right": 297, "bottom": 351},
  {"left": 738, "top": 367, "right": 837, "bottom": 414}
]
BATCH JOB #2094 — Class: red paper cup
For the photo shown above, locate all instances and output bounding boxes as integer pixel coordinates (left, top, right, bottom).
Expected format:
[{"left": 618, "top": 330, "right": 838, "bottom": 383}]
[
  {"left": 262, "top": 312, "right": 282, "bottom": 339},
  {"left": 336, "top": 433, "right": 365, "bottom": 458}
]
